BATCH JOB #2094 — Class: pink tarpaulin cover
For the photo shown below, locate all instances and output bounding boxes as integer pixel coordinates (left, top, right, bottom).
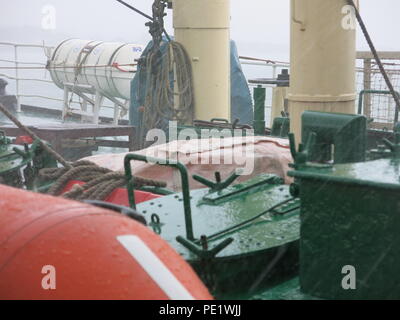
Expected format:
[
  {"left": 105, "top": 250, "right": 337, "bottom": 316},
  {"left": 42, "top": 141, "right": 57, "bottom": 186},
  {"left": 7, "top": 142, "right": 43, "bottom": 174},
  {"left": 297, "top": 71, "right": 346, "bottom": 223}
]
[{"left": 82, "top": 136, "right": 293, "bottom": 192}]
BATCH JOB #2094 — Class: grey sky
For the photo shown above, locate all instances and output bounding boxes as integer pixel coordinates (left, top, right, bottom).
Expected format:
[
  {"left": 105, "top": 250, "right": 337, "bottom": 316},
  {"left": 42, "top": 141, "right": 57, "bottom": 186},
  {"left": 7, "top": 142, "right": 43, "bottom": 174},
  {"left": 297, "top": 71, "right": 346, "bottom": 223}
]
[{"left": 0, "top": 0, "right": 399, "bottom": 61}]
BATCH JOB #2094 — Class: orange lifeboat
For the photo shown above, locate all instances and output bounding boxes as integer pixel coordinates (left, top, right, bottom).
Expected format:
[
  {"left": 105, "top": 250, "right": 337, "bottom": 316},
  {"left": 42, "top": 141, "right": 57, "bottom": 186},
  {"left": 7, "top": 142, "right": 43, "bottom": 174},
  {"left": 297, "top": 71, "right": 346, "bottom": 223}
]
[{"left": 0, "top": 185, "right": 212, "bottom": 300}]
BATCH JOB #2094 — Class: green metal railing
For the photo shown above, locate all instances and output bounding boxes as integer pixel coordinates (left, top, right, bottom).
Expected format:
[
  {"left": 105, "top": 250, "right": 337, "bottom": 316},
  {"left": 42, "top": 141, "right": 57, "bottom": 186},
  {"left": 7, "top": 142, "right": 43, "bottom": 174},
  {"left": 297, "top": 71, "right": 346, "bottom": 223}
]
[{"left": 124, "top": 153, "right": 195, "bottom": 240}]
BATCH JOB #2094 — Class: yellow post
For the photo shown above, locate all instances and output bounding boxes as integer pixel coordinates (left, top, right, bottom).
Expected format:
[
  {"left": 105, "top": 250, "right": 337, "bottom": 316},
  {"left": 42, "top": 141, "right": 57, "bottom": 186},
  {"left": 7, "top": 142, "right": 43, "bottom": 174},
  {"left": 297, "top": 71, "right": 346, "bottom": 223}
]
[
  {"left": 173, "top": 0, "right": 231, "bottom": 121},
  {"left": 271, "top": 87, "right": 289, "bottom": 126},
  {"left": 288, "top": 0, "right": 358, "bottom": 141}
]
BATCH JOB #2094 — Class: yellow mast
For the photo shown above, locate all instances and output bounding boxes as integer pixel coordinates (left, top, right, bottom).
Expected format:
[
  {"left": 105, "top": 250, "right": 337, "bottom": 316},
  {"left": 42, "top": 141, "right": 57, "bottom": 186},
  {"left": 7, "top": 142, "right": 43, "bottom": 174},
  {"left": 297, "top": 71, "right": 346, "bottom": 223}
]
[
  {"left": 288, "top": 0, "right": 358, "bottom": 141},
  {"left": 173, "top": 0, "right": 231, "bottom": 121}
]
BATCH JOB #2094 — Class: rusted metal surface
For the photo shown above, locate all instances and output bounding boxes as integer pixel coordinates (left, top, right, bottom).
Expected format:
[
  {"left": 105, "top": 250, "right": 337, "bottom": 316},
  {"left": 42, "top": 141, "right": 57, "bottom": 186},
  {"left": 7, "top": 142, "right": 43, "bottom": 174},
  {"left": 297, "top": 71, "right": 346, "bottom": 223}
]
[{"left": 0, "top": 123, "right": 136, "bottom": 154}]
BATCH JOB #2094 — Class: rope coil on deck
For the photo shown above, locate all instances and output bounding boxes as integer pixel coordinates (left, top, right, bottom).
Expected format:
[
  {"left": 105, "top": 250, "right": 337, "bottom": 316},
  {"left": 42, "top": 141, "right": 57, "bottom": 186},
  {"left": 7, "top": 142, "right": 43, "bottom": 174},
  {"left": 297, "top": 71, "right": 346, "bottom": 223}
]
[
  {"left": 39, "top": 161, "right": 167, "bottom": 201},
  {"left": 0, "top": 102, "right": 167, "bottom": 203}
]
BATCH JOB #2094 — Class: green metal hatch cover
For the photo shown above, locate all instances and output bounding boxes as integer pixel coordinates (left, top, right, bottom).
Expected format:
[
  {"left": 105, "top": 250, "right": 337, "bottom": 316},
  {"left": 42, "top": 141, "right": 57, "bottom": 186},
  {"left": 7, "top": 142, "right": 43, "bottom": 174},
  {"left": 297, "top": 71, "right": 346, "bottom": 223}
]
[
  {"left": 289, "top": 158, "right": 400, "bottom": 190},
  {"left": 136, "top": 172, "right": 300, "bottom": 298},
  {"left": 125, "top": 154, "right": 300, "bottom": 297},
  {"left": 137, "top": 174, "right": 299, "bottom": 260}
]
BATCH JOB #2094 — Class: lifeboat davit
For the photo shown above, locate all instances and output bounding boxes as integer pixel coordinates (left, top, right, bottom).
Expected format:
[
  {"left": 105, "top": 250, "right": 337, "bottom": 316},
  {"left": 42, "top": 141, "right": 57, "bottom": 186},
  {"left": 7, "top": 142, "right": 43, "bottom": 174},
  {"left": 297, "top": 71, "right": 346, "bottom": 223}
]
[{"left": 0, "top": 185, "right": 212, "bottom": 300}]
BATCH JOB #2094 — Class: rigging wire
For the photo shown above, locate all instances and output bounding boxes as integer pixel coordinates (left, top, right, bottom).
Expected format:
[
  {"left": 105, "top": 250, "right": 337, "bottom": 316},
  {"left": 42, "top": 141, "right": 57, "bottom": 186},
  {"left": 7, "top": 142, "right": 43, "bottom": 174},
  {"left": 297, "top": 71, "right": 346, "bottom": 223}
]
[
  {"left": 347, "top": 0, "right": 400, "bottom": 114},
  {"left": 0, "top": 101, "right": 167, "bottom": 202},
  {"left": 116, "top": 0, "right": 171, "bottom": 42},
  {"left": 0, "top": 102, "right": 71, "bottom": 168}
]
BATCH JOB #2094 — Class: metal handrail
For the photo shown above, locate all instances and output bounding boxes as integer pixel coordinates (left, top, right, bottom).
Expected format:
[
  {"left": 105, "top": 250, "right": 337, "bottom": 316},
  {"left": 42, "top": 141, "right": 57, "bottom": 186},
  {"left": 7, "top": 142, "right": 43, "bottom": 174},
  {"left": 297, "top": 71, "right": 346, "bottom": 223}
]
[
  {"left": 0, "top": 73, "right": 54, "bottom": 83},
  {"left": 0, "top": 42, "right": 121, "bottom": 113},
  {"left": 0, "top": 59, "right": 46, "bottom": 66},
  {"left": 124, "top": 153, "right": 195, "bottom": 241},
  {"left": 358, "top": 89, "right": 400, "bottom": 124},
  {"left": 0, "top": 42, "right": 54, "bottom": 112},
  {"left": 0, "top": 42, "right": 53, "bottom": 49},
  {"left": 0, "top": 42, "right": 288, "bottom": 121},
  {"left": 3, "top": 41, "right": 400, "bottom": 128},
  {"left": 239, "top": 58, "right": 290, "bottom": 79}
]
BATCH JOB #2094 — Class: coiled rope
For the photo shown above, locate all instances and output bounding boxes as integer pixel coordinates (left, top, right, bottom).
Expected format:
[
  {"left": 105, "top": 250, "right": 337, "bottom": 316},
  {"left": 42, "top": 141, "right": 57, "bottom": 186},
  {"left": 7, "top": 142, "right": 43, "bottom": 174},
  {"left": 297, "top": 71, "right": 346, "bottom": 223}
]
[
  {"left": 139, "top": 40, "right": 195, "bottom": 148},
  {"left": 39, "top": 161, "right": 167, "bottom": 201},
  {"left": 0, "top": 102, "right": 166, "bottom": 202}
]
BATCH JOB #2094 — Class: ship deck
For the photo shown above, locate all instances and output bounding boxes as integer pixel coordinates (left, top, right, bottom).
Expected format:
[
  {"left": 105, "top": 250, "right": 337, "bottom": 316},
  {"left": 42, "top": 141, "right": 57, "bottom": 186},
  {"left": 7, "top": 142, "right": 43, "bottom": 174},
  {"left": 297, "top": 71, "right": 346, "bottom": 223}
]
[{"left": 0, "top": 122, "right": 136, "bottom": 155}]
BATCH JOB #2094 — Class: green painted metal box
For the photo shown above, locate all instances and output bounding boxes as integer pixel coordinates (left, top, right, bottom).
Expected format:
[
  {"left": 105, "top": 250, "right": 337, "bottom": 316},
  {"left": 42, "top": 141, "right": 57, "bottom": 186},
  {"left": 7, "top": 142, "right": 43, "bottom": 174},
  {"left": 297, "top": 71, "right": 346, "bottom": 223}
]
[{"left": 289, "top": 159, "right": 400, "bottom": 299}]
